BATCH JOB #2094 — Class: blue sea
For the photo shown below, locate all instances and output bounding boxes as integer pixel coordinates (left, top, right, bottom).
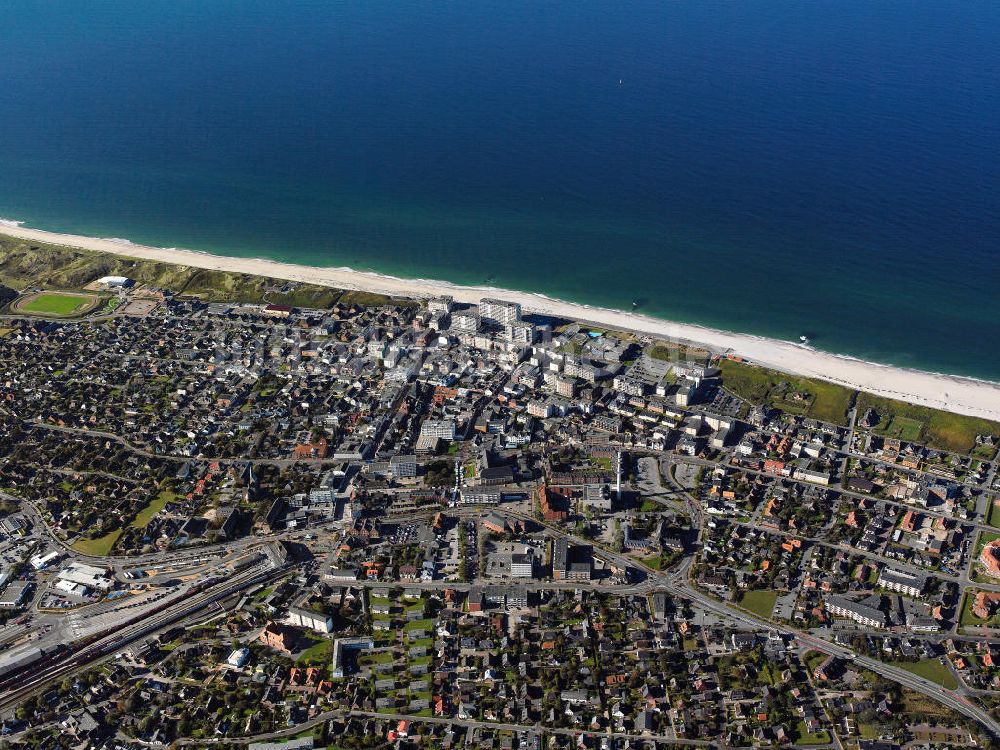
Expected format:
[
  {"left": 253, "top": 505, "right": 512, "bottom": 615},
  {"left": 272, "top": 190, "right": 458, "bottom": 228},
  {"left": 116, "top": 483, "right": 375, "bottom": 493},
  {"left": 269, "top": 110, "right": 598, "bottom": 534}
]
[{"left": 1, "top": 1, "right": 998, "bottom": 380}]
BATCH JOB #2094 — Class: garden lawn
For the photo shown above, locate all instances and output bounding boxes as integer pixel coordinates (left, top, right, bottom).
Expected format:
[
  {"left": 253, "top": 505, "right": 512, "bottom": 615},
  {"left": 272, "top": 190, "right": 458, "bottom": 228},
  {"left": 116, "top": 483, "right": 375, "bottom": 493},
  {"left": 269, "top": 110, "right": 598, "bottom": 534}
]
[
  {"left": 988, "top": 499, "right": 1000, "bottom": 529},
  {"left": 794, "top": 721, "right": 831, "bottom": 746}
]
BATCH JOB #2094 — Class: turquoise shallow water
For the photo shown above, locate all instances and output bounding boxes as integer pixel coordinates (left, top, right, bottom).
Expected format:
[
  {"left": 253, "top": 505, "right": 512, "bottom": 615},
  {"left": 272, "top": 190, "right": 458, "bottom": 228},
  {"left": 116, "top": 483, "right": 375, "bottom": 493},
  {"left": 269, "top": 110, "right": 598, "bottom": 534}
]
[{"left": 1, "top": 1, "right": 999, "bottom": 379}]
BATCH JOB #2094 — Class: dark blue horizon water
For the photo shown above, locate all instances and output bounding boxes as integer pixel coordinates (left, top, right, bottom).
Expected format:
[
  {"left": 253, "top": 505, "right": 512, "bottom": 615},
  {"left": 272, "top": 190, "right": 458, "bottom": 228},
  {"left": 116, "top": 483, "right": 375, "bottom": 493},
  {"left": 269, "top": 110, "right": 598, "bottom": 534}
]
[{"left": 1, "top": 1, "right": 999, "bottom": 380}]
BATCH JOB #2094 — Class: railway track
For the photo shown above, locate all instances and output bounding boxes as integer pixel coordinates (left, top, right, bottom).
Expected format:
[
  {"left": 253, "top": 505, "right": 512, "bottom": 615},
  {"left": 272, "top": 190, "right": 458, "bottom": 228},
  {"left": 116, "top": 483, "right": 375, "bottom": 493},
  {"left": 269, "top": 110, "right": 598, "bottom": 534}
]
[{"left": 0, "top": 563, "right": 288, "bottom": 712}]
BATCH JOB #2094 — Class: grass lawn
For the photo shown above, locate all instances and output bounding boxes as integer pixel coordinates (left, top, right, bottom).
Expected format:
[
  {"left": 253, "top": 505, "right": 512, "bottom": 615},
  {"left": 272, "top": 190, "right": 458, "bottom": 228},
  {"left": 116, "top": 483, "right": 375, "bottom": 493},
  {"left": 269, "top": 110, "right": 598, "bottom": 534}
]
[
  {"left": 718, "top": 359, "right": 854, "bottom": 426},
  {"left": 803, "top": 650, "right": 828, "bottom": 674},
  {"left": 359, "top": 650, "right": 396, "bottom": 666},
  {"left": 959, "top": 590, "right": 1000, "bottom": 628},
  {"left": 648, "top": 341, "right": 709, "bottom": 365},
  {"left": 882, "top": 415, "right": 924, "bottom": 442},
  {"left": 887, "top": 658, "right": 957, "bottom": 690},
  {"left": 130, "top": 490, "right": 174, "bottom": 529},
  {"left": 72, "top": 528, "right": 122, "bottom": 556},
  {"left": 858, "top": 723, "right": 882, "bottom": 739},
  {"left": 338, "top": 289, "right": 416, "bottom": 308},
  {"left": 973, "top": 442, "right": 998, "bottom": 461},
  {"left": 974, "top": 530, "right": 1000, "bottom": 560},
  {"left": 18, "top": 291, "right": 97, "bottom": 316},
  {"left": 988, "top": 499, "right": 1000, "bottom": 529},
  {"left": 403, "top": 618, "right": 435, "bottom": 632},
  {"left": 794, "top": 720, "right": 831, "bottom": 746},
  {"left": 296, "top": 638, "right": 333, "bottom": 666},
  {"left": 640, "top": 553, "right": 668, "bottom": 570},
  {"left": 856, "top": 392, "right": 1000, "bottom": 454},
  {"left": 739, "top": 589, "right": 778, "bottom": 619}
]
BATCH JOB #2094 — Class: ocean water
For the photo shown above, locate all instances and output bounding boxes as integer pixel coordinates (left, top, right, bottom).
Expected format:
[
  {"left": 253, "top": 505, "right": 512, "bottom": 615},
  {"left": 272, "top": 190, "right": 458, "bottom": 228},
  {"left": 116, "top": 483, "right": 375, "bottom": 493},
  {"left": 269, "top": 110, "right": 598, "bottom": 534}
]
[{"left": 1, "top": 1, "right": 998, "bottom": 380}]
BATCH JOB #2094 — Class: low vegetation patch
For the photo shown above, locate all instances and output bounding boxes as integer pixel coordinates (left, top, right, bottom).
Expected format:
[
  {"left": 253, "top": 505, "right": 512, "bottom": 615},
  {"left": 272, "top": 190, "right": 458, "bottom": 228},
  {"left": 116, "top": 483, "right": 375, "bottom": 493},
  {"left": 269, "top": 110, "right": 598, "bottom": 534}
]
[
  {"left": 856, "top": 392, "right": 1000, "bottom": 454},
  {"left": 130, "top": 490, "right": 174, "bottom": 529},
  {"left": 296, "top": 638, "right": 333, "bottom": 666},
  {"left": 739, "top": 589, "right": 778, "bottom": 619},
  {"left": 718, "top": 359, "right": 854, "bottom": 425},
  {"left": 0, "top": 234, "right": 415, "bottom": 310},
  {"left": 794, "top": 720, "right": 831, "bottom": 746},
  {"left": 887, "top": 658, "right": 957, "bottom": 690},
  {"left": 72, "top": 528, "right": 123, "bottom": 556}
]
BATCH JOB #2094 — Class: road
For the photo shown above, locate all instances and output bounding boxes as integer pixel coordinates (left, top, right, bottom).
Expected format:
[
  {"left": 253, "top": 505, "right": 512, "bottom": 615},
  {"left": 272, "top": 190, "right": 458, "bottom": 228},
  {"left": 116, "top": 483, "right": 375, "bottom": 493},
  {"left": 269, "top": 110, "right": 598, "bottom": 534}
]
[
  {"left": 0, "top": 560, "right": 288, "bottom": 713},
  {"left": 5, "top": 464, "right": 1000, "bottom": 737}
]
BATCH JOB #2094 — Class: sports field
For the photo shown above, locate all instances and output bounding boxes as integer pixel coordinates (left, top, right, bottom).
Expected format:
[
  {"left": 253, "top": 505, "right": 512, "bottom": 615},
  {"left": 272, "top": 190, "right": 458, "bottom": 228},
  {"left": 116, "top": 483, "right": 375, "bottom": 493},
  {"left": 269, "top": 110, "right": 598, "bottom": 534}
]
[{"left": 14, "top": 291, "right": 100, "bottom": 316}]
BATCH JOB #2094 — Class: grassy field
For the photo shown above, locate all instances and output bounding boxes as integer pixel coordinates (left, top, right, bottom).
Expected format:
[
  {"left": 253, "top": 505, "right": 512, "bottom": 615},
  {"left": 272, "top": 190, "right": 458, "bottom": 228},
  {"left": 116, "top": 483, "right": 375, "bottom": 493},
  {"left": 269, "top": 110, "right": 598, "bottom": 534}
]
[
  {"left": 16, "top": 291, "right": 98, "bottom": 316},
  {"left": 403, "top": 618, "right": 435, "bottom": 632},
  {"left": 718, "top": 359, "right": 854, "bottom": 426},
  {"left": 72, "top": 528, "right": 122, "bottom": 556},
  {"left": 887, "top": 658, "right": 958, "bottom": 690},
  {"left": 855, "top": 392, "right": 1000, "bottom": 454},
  {"left": 639, "top": 552, "right": 677, "bottom": 571},
  {"left": 130, "top": 490, "right": 175, "bottom": 529},
  {"left": 739, "top": 589, "right": 778, "bottom": 619},
  {"left": 296, "top": 638, "right": 333, "bottom": 666},
  {"left": 648, "top": 340, "right": 710, "bottom": 366},
  {"left": 802, "top": 650, "right": 827, "bottom": 674}
]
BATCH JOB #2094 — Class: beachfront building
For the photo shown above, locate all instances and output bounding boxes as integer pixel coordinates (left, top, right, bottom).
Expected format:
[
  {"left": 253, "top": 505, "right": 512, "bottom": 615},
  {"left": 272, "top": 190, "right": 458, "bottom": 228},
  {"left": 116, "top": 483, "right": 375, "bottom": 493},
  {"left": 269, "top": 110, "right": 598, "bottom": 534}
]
[
  {"left": 504, "top": 320, "right": 535, "bottom": 344},
  {"left": 451, "top": 310, "right": 480, "bottom": 333},
  {"left": 427, "top": 295, "right": 453, "bottom": 314},
  {"left": 479, "top": 298, "right": 521, "bottom": 329}
]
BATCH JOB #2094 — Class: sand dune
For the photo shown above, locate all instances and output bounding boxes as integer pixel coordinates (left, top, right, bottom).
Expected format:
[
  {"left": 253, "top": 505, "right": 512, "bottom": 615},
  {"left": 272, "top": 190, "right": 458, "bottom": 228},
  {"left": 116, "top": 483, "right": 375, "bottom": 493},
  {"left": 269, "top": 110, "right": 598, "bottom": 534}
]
[{"left": 3, "top": 223, "right": 999, "bottom": 422}]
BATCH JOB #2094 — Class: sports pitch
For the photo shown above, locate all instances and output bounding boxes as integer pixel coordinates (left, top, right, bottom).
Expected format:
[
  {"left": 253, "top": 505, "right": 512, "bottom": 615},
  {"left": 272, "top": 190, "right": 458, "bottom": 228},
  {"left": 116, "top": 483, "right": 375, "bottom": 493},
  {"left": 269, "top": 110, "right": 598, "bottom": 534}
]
[{"left": 13, "top": 291, "right": 101, "bottom": 317}]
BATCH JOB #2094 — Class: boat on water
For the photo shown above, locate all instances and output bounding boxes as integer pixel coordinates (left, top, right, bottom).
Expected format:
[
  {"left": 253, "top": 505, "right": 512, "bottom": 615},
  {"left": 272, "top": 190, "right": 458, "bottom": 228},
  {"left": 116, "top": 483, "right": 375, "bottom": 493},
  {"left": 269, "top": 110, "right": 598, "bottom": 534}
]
[{"left": 799, "top": 335, "right": 811, "bottom": 346}]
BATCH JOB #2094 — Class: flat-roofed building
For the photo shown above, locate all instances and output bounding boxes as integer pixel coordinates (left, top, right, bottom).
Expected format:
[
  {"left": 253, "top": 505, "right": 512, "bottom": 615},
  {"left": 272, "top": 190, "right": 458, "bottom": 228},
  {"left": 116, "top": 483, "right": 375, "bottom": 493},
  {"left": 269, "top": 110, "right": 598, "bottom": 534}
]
[
  {"left": 877, "top": 567, "right": 926, "bottom": 597},
  {"left": 479, "top": 298, "right": 521, "bottom": 329},
  {"left": 0, "top": 581, "right": 30, "bottom": 608},
  {"left": 825, "top": 594, "right": 886, "bottom": 628},
  {"left": 288, "top": 605, "right": 334, "bottom": 634}
]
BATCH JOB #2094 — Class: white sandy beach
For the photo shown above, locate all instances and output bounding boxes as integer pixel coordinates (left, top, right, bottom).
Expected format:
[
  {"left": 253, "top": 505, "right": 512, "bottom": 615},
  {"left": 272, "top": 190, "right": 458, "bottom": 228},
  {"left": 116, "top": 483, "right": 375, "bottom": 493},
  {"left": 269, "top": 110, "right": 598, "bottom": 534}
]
[{"left": 2, "top": 222, "right": 1000, "bottom": 422}]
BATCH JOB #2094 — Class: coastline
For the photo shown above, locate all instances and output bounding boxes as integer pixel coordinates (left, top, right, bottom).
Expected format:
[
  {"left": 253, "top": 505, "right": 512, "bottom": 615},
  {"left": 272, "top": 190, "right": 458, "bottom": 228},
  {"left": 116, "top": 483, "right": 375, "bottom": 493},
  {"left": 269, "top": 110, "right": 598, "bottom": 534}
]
[{"left": 2, "top": 222, "right": 1000, "bottom": 422}]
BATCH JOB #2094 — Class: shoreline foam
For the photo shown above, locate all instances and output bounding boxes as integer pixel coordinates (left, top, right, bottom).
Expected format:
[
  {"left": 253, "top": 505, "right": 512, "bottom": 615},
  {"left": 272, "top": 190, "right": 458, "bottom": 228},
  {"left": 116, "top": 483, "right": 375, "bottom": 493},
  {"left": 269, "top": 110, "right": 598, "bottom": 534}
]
[{"left": 2, "top": 222, "right": 999, "bottom": 422}]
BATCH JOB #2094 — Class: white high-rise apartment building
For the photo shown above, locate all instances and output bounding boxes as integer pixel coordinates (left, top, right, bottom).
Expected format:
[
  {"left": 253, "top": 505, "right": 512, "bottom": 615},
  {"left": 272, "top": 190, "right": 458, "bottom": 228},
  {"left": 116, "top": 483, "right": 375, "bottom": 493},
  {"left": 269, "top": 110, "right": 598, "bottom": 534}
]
[{"left": 479, "top": 297, "right": 522, "bottom": 329}]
